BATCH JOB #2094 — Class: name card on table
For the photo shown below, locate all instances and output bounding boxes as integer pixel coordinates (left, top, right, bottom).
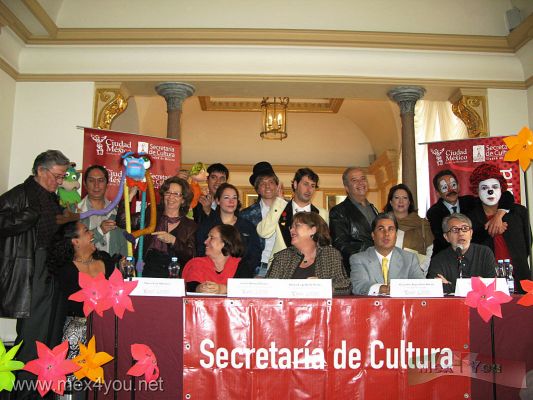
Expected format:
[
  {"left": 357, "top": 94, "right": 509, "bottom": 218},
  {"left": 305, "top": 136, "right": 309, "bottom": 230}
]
[
  {"left": 227, "top": 279, "right": 332, "bottom": 299},
  {"left": 454, "top": 278, "right": 509, "bottom": 297},
  {"left": 390, "top": 279, "right": 444, "bottom": 298},
  {"left": 130, "top": 278, "right": 185, "bottom": 297}
]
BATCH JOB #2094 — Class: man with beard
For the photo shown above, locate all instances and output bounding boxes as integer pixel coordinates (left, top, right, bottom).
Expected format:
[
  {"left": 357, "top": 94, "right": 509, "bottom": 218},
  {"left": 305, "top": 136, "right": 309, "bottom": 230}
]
[
  {"left": 426, "top": 169, "right": 513, "bottom": 257},
  {"left": 467, "top": 164, "right": 531, "bottom": 293},
  {"left": 427, "top": 213, "right": 497, "bottom": 294}
]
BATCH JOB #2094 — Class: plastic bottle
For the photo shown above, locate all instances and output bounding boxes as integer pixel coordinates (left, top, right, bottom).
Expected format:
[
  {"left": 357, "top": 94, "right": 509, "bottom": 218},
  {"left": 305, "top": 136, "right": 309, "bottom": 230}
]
[
  {"left": 121, "top": 256, "right": 136, "bottom": 279},
  {"left": 504, "top": 258, "right": 515, "bottom": 294},
  {"left": 496, "top": 260, "right": 504, "bottom": 278},
  {"left": 168, "top": 256, "right": 181, "bottom": 278}
]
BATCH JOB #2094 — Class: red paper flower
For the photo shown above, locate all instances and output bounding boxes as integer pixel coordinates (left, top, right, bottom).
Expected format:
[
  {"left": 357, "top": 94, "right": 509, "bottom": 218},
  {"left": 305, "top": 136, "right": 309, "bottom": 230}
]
[
  {"left": 465, "top": 277, "right": 512, "bottom": 322},
  {"left": 68, "top": 272, "right": 112, "bottom": 317},
  {"left": 517, "top": 280, "right": 533, "bottom": 306},
  {"left": 108, "top": 268, "right": 138, "bottom": 319},
  {"left": 22, "top": 341, "right": 80, "bottom": 397},
  {"left": 126, "top": 344, "right": 159, "bottom": 382}
]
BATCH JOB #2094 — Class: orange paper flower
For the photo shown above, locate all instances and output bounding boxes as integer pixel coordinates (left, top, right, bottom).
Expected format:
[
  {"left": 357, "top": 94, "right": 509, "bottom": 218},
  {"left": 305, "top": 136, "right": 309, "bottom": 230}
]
[
  {"left": 72, "top": 336, "right": 113, "bottom": 383},
  {"left": 503, "top": 126, "right": 533, "bottom": 171},
  {"left": 517, "top": 280, "right": 533, "bottom": 307}
]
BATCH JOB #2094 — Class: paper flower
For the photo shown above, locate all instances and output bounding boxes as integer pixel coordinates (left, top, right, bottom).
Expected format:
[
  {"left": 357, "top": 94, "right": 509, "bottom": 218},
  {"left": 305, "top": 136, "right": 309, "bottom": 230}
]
[
  {"left": 517, "top": 280, "right": 533, "bottom": 306},
  {"left": 0, "top": 340, "right": 24, "bottom": 392},
  {"left": 503, "top": 126, "right": 533, "bottom": 171},
  {"left": 465, "top": 277, "right": 512, "bottom": 322},
  {"left": 108, "top": 268, "right": 138, "bottom": 319},
  {"left": 22, "top": 341, "right": 80, "bottom": 397},
  {"left": 72, "top": 336, "right": 113, "bottom": 382},
  {"left": 68, "top": 272, "right": 112, "bottom": 317},
  {"left": 126, "top": 344, "right": 159, "bottom": 382}
]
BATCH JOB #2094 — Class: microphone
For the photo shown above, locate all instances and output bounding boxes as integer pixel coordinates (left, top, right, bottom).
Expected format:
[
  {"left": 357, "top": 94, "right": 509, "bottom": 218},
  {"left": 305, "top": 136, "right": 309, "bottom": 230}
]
[{"left": 455, "top": 245, "right": 464, "bottom": 278}]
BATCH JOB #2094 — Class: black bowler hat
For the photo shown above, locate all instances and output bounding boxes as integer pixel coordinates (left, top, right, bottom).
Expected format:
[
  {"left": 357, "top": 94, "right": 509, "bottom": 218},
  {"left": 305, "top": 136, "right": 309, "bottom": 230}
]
[{"left": 249, "top": 161, "right": 276, "bottom": 186}]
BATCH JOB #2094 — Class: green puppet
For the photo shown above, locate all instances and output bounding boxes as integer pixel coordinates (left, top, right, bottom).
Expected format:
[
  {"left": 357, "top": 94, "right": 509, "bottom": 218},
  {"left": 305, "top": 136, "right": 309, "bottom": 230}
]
[{"left": 57, "top": 163, "right": 81, "bottom": 211}]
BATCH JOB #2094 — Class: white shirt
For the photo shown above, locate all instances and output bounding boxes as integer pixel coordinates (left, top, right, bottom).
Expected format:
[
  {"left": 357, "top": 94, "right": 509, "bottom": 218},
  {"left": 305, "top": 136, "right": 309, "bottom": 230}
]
[
  {"left": 292, "top": 202, "right": 311, "bottom": 214},
  {"left": 368, "top": 250, "right": 393, "bottom": 295},
  {"left": 442, "top": 200, "right": 459, "bottom": 214}
]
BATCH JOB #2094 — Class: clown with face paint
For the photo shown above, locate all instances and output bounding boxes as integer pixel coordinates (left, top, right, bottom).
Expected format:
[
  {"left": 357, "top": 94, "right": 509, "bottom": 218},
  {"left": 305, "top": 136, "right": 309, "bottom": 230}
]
[
  {"left": 427, "top": 169, "right": 515, "bottom": 257},
  {"left": 467, "top": 164, "right": 532, "bottom": 293}
]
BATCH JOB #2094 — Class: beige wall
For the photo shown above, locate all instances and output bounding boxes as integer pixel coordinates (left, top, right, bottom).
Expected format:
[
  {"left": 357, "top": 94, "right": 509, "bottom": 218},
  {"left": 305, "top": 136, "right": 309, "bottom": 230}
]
[{"left": 0, "top": 69, "right": 16, "bottom": 193}]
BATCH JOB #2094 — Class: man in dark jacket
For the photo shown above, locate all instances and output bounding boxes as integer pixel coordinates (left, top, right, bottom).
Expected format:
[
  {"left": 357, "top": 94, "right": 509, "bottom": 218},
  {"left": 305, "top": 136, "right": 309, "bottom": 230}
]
[
  {"left": 0, "top": 149, "right": 71, "bottom": 398},
  {"left": 330, "top": 167, "right": 378, "bottom": 274}
]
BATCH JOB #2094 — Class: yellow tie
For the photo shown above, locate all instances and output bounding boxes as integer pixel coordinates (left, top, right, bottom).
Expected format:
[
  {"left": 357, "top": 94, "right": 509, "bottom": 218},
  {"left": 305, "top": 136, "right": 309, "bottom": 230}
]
[{"left": 382, "top": 257, "right": 389, "bottom": 284}]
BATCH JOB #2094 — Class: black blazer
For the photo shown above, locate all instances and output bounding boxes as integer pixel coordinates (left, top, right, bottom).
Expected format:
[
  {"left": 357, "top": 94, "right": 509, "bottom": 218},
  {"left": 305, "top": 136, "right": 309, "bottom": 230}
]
[{"left": 278, "top": 200, "right": 321, "bottom": 247}]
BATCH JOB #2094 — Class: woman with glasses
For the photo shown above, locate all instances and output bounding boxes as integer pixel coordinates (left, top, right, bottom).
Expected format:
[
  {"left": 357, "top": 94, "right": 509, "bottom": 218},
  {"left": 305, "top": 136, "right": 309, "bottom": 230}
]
[
  {"left": 384, "top": 184, "right": 434, "bottom": 275},
  {"left": 196, "top": 183, "right": 260, "bottom": 279},
  {"left": 183, "top": 224, "right": 252, "bottom": 293},
  {"left": 118, "top": 176, "right": 197, "bottom": 277}
]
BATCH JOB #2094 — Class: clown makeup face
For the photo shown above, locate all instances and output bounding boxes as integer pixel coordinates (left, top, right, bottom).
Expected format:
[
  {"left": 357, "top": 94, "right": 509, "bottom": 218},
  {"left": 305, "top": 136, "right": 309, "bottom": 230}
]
[
  {"left": 437, "top": 175, "right": 459, "bottom": 204},
  {"left": 478, "top": 178, "right": 501, "bottom": 207}
]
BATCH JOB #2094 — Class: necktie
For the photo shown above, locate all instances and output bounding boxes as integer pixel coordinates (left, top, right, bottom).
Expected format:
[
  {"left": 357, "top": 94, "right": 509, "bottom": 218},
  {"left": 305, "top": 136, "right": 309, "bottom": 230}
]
[
  {"left": 451, "top": 206, "right": 457, "bottom": 213},
  {"left": 382, "top": 257, "right": 389, "bottom": 285}
]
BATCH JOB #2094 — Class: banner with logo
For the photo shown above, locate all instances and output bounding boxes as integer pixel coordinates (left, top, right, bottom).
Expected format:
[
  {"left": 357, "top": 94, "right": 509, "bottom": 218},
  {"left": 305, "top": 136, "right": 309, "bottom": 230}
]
[
  {"left": 427, "top": 136, "right": 520, "bottom": 205},
  {"left": 82, "top": 128, "right": 180, "bottom": 200},
  {"left": 183, "top": 298, "right": 472, "bottom": 399}
]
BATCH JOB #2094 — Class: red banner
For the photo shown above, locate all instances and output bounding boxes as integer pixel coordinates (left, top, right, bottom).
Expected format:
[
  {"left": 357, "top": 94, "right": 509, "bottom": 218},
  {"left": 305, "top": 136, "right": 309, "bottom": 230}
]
[
  {"left": 82, "top": 128, "right": 180, "bottom": 200},
  {"left": 183, "top": 298, "right": 471, "bottom": 399},
  {"left": 427, "top": 137, "right": 520, "bottom": 205}
]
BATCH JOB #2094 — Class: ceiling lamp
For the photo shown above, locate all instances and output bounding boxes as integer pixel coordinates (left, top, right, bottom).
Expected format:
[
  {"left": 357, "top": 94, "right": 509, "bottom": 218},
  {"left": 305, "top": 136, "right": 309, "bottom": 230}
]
[{"left": 260, "top": 97, "right": 289, "bottom": 140}]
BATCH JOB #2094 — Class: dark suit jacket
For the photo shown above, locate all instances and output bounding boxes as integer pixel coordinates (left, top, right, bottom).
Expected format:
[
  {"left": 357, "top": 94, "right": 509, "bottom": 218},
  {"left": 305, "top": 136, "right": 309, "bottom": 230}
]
[
  {"left": 278, "top": 200, "right": 321, "bottom": 247},
  {"left": 468, "top": 203, "right": 531, "bottom": 293},
  {"left": 329, "top": 197, "right": 378, "bottom": 274},
  {"left": 426, "top": 192, "right": 514, "bottom": 257}
]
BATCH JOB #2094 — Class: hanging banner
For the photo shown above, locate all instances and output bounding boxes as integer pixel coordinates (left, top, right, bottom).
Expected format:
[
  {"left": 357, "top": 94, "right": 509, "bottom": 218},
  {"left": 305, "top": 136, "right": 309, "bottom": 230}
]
[
  {"left": 82, "top": 128, "right": 180, "bottom": 200},
  {"left": 183, "top": 298, "right": 471, "bottom": 399},
  {"left": 427, "top": 136, "right": 520, "bottom": 205}
]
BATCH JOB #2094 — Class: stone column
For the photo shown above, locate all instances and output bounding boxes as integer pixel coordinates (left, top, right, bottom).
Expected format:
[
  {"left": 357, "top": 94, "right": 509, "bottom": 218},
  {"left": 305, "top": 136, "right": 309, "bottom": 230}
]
[
  {"left": 155, "top": 82, "right": 195, "bottom": 140},
  {"left": 387, "top": 86, "right": 426, "bottom": 205}
]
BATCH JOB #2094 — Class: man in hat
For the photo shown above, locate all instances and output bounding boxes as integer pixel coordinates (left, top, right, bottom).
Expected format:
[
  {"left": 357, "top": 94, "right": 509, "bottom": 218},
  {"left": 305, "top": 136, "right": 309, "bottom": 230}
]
[
  {"left": 192, "top": 163, "right": 229, "bottom": 224},
  {"left": 277, "top": 167, "right": 328, "bottom": 247},
  {"left": 241, "top": 162, "right": 285, "bottom": 277}
]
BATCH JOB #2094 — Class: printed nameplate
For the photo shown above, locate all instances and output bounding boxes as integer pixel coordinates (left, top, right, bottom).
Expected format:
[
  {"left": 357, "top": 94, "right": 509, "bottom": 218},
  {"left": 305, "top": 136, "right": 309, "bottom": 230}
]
[
  {"left": 454, "top": 278, "right": 510, "bottom": 297},
  {"left": 130, "top": 278, "right": 185, "bottom": 297},
  {"left": 390, "top": 279, "right": 444, "bottom": 298},
  {"left": 227, "top": 279, "right": 332, "bottom": 299}
]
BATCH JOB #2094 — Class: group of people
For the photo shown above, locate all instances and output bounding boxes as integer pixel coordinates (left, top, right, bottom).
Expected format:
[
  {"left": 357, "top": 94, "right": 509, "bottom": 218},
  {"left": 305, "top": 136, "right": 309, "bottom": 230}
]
[{"left": 0, "top": 150, "right": 531, "bottom": 399}]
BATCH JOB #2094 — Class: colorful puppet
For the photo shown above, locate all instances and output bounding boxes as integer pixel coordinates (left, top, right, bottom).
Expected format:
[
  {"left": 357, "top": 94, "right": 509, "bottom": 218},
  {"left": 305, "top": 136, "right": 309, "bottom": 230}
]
[
  {"left": 57, "top": 163, "right": 81, "bottom": 211},
  {"left": 121, "top": 152, "right": 157, "bottom": 275},
  {"left": 188, "top": 161, "right": 208, "bottom": 210}
]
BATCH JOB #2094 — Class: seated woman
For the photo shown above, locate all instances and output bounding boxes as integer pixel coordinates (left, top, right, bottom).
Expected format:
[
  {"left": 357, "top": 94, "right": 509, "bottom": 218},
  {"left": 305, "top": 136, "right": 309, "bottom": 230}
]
[
  {"left": 47, "top": 221, "right": 115, "bottom": 396},
  {"left": 196, "top": 183, "right": 260, "bottom": 278},
  {"left": 118, "top": 176, "right": 197, "bottom": 277},
  {"left": 266, "top": 212, "right": 351, "bottom": 295},
  {"left": 183, "top": 224, "right": 253, "bottom": 294},
  {"left": 384, "top": 184, "right": 433, "bottom": 275}
]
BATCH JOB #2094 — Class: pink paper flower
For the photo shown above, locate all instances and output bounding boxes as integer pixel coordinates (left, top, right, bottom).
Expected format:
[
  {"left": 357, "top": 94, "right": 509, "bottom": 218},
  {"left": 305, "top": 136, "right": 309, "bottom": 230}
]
[
  {"left": 465, "top": 277, "right": 512, "bottom": 323},
  {"left": 126, "top": 344, "right": 159, "bottom": 382},
  {"left": 22, "top": 341, "right": 80, "bottom": 397},
  {"left": 108, "top": 268, "right": 138, "bottom": 319},
  {"left": 68, "top": 272, "right": 112, "bottom": 317},
  {"left": 517, "top": 280, "right": 533, "bottom": 307}
]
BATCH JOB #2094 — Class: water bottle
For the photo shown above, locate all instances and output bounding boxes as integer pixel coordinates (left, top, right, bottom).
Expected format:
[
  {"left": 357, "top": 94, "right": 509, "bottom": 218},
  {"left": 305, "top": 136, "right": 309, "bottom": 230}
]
[
  {"left": 168, "top": 256, "right": 181, "bottom": 278},
  {"left": 504, "top": 258, "right": 515, "bottom": 294},
  {"left": 121, "top": 256, "right": 136, "bottom": 279},
  {"left": 496, "top": 260, "right": 504, "bottom": 278}
]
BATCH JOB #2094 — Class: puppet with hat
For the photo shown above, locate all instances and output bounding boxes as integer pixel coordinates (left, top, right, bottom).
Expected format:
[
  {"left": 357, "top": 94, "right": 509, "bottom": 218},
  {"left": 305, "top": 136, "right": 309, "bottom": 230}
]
[{"left": 467, "top": 163, "right": 531, "bottom": 293}]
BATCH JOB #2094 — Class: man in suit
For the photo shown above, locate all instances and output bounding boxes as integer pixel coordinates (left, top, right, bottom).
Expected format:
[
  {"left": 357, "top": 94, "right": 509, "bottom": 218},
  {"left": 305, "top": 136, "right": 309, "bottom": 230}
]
[
  {"left": 350, "top": 212, "right": 424, "bottom": 295},
  {"left": 330, "top": 167, "right": 379, "bottom": 274},
  {"left": 277, "top": 167, "right": 328, "bottom": 247},
  {"left": 426, "top": 169, "right": 512, "bottom": 257},
  {"left": 192, "top": 163, "right": 229, "bottom": 224},
  {"left": 241, "top": 161, "right": 284, "bottom": 277}
]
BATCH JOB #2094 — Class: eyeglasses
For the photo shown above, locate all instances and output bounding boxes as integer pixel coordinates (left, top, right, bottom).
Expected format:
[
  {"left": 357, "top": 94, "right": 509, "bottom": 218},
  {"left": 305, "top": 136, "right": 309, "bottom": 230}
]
[
  {"left": 446, "top": 225, "right": 471, "bottom": 234},
  {"left": 163, "top": 192, "right": 183, "bottom": 198},
  {"left": 46, "top": 169, "right": 67, "bottom": 182}
]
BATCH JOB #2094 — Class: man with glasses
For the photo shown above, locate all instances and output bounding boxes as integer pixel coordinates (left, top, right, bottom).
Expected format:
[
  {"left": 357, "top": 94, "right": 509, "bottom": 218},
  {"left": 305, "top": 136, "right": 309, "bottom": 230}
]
[
  {"left": 350, "top": 213, "right": 423, "bottom": 295},
  {"left": 427, "top": 213, "right": 497, "bottom": 294},
  {"left": 330, "top": 167, "right": 379, "bottom": 274},
  {"left": 79, "top": 164, "right": 128, "bottom": 257},
  {"left": 0, "top": 149, "right": 72, "bottom": 396}
]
